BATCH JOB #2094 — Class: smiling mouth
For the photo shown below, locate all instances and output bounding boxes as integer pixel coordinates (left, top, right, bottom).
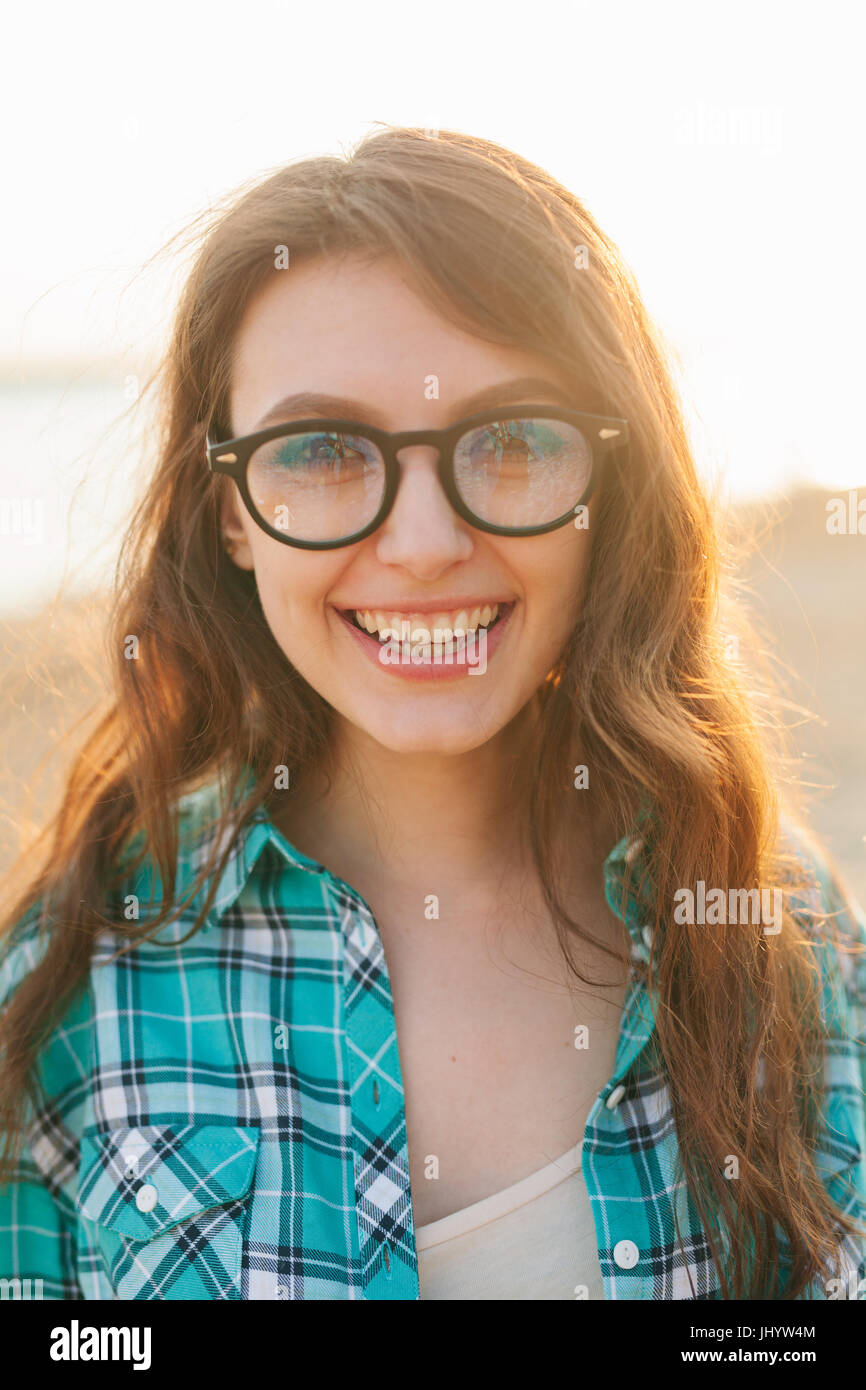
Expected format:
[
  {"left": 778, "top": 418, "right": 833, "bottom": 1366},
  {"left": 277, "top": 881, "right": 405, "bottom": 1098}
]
[{"left": 342, "top": 603, "right": 507, "bottom": 644}]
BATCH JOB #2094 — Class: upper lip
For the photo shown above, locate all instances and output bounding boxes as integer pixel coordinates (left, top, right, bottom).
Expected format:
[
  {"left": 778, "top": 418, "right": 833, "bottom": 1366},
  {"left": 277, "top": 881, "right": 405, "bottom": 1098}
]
[{"left": 334, "top": 598, "right": 515, "bottom": 613}]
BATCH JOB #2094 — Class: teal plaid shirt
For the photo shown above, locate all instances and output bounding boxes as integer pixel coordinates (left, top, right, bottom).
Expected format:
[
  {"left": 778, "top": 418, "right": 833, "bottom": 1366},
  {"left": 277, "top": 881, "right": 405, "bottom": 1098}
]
[{"left": 1, "top": 780, "right": 864, "bottom": 1300}]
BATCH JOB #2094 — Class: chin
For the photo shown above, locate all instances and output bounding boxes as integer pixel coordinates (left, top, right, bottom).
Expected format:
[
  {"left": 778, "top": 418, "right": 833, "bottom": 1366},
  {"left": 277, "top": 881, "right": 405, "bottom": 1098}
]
[{"left": 350, "top": 703, "right": 509, "bottom": 757}]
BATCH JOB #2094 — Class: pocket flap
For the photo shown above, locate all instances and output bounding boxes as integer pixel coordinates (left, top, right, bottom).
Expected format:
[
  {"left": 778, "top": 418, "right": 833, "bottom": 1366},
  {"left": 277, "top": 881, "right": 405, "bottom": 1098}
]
[{"left": 76, "top": 1123, "right": 259, "bottom": 1240}]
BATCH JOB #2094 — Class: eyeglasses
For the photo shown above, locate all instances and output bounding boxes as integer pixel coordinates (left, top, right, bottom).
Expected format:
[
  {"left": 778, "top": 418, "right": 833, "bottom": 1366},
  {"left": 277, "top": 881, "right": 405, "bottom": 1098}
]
[{"left": 205, "top": 404, "right": 629, "bottom": 550}]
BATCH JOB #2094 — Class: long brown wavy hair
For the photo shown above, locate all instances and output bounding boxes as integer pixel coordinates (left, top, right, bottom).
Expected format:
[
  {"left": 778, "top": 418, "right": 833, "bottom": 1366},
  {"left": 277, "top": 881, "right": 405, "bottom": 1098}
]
[{"left": 1, "top": 124, "right": 863, "bottom": 1299}]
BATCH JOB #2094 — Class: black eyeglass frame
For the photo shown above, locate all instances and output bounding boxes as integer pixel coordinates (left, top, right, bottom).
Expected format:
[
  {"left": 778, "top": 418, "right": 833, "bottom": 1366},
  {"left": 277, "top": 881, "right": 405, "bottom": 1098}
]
[{"left": 205, "top": 404, "right": 629, "bottom": 551}]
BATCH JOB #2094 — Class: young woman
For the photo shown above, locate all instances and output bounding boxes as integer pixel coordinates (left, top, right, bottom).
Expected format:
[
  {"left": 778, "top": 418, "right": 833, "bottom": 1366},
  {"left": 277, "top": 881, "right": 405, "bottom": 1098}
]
[{"left": 0, "top": 126, "right": 863, "bottom": 1302}]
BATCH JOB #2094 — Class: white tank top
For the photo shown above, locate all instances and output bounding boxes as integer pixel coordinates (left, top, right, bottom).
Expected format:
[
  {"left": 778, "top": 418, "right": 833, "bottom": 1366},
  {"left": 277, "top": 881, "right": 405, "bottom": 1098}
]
[{"left": 415, "top": 1143, "right": 605, "bottom": 1300}]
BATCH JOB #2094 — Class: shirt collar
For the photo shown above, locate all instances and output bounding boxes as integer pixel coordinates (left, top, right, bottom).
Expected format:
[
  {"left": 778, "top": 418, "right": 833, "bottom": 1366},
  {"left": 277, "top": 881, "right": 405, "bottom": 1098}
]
[
  {"left": 173, "top": 773, "right": 336, "bottom": 929},
  {"left": 169, "top": 775, "right": 660, "bottom": 1081},
  {"left": 603, "top": 831, "right": 658, "bottom": 965},
  {"left": 172, "top": 769, "right": 657, "bottom": 960}
]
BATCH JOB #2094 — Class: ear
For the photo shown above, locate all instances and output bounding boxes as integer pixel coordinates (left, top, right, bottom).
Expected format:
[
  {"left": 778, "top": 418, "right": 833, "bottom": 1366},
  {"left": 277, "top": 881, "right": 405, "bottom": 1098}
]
[{"left": 220, "top": 483, "right": 255, "bottom": 570}]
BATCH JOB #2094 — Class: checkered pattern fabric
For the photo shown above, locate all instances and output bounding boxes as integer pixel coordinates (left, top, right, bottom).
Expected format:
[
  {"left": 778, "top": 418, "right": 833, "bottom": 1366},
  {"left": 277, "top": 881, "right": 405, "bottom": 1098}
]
[{"left": 1, "top": 778, "right": 864, "bottom": 1299}]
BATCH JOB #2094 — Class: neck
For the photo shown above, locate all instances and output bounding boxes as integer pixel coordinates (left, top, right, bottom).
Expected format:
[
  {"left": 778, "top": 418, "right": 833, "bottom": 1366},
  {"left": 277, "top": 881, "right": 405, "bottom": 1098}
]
[{"left": 270, "top": 697, "right": 564, "bottom": 895}]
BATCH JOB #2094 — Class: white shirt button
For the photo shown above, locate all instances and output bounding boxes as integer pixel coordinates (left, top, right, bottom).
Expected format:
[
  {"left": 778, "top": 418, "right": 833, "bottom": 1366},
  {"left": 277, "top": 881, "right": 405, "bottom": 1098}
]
[
  {"left": 135, "top": 1183, "right": 158, "bottom": 1213},
  {"left": 641, "top": 925, "right": 654, "bottom": 949},
  {"left": 613, "top": 1239, "right": 639, "bottom": 1269},
  {"left": 605, "top": 1084, "right": 626, "bottom": 1110}
]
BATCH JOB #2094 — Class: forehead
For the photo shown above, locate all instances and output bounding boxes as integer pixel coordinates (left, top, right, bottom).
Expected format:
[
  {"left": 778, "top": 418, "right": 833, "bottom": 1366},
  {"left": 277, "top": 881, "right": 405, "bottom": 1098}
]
[{"left": 228, "top": 253, "right": 593, "bottom": 435}]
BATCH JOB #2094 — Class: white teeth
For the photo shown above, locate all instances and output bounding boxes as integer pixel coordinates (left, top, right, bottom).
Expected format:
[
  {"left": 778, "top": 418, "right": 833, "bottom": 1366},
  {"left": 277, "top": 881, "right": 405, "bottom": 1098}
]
[{"left": 351, "top": 603, "right": 501, "bottom": 640}]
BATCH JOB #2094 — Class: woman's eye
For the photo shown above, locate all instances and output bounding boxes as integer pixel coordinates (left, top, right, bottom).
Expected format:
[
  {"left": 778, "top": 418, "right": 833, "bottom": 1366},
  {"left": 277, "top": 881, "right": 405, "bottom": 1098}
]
[
  {"left": 471, "top": 427, "right": 533, "bottom": 469},
  {"left": 274, "top": 435, "right": 366, "bottom": 474}
]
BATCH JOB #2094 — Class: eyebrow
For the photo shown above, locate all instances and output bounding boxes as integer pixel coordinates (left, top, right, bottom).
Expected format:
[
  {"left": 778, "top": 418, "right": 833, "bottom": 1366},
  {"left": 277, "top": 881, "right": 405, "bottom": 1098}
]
[{"left": 249, "top": 375, "right": 578, "bottom": 433}]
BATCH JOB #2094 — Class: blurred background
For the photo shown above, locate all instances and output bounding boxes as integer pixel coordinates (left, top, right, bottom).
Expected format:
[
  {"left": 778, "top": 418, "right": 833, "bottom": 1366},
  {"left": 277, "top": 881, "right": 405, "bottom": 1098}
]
[{"left": 1, "top": 0, "right": 863, "bottom": 897}]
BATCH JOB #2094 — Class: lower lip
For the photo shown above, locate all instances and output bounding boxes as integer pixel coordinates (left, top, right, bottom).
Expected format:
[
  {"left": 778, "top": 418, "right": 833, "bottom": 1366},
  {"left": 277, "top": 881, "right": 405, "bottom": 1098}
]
[{"left": 333, "top": 604, "right": 515, "bottom": 680}]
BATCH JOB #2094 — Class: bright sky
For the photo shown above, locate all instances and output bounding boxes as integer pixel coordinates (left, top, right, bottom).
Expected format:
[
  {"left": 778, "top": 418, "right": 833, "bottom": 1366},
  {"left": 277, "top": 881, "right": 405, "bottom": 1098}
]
[{"left": 3, "top": 0, "right": 865, "bottom": 502}]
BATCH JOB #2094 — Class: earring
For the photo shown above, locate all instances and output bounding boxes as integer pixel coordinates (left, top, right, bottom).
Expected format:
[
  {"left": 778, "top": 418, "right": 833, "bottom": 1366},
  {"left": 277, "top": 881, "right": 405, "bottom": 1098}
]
[{"left": 222, "top": 532, "right": 237, "bottom": 557}]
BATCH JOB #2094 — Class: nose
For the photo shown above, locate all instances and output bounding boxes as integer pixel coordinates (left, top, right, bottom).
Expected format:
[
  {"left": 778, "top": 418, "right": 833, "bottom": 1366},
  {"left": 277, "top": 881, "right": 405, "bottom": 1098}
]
[{"left": 374, "top": 444, "right": 473, "bottom": 571}]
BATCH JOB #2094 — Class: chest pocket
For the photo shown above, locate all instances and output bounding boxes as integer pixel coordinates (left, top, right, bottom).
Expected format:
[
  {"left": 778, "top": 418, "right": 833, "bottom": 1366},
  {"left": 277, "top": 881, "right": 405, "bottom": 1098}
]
[{"left": 75, "top": 1123, "right": 259, "bottom": 1300}]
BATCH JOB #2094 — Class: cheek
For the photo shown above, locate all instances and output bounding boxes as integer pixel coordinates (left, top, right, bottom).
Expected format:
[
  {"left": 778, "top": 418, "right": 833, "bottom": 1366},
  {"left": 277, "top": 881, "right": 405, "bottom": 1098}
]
[
  {"left": 248, "top": 543, "right": 338, "bottom": 650},
  {"left": 515, "top": 526, "right": 593, "bottom": 638}
]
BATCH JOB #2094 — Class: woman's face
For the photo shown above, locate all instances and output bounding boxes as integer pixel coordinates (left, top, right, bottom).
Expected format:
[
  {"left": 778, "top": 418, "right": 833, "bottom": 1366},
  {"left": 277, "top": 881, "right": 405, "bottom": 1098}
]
[{"left": 223, "top": 253, "right": 596, "bottom": 755}]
